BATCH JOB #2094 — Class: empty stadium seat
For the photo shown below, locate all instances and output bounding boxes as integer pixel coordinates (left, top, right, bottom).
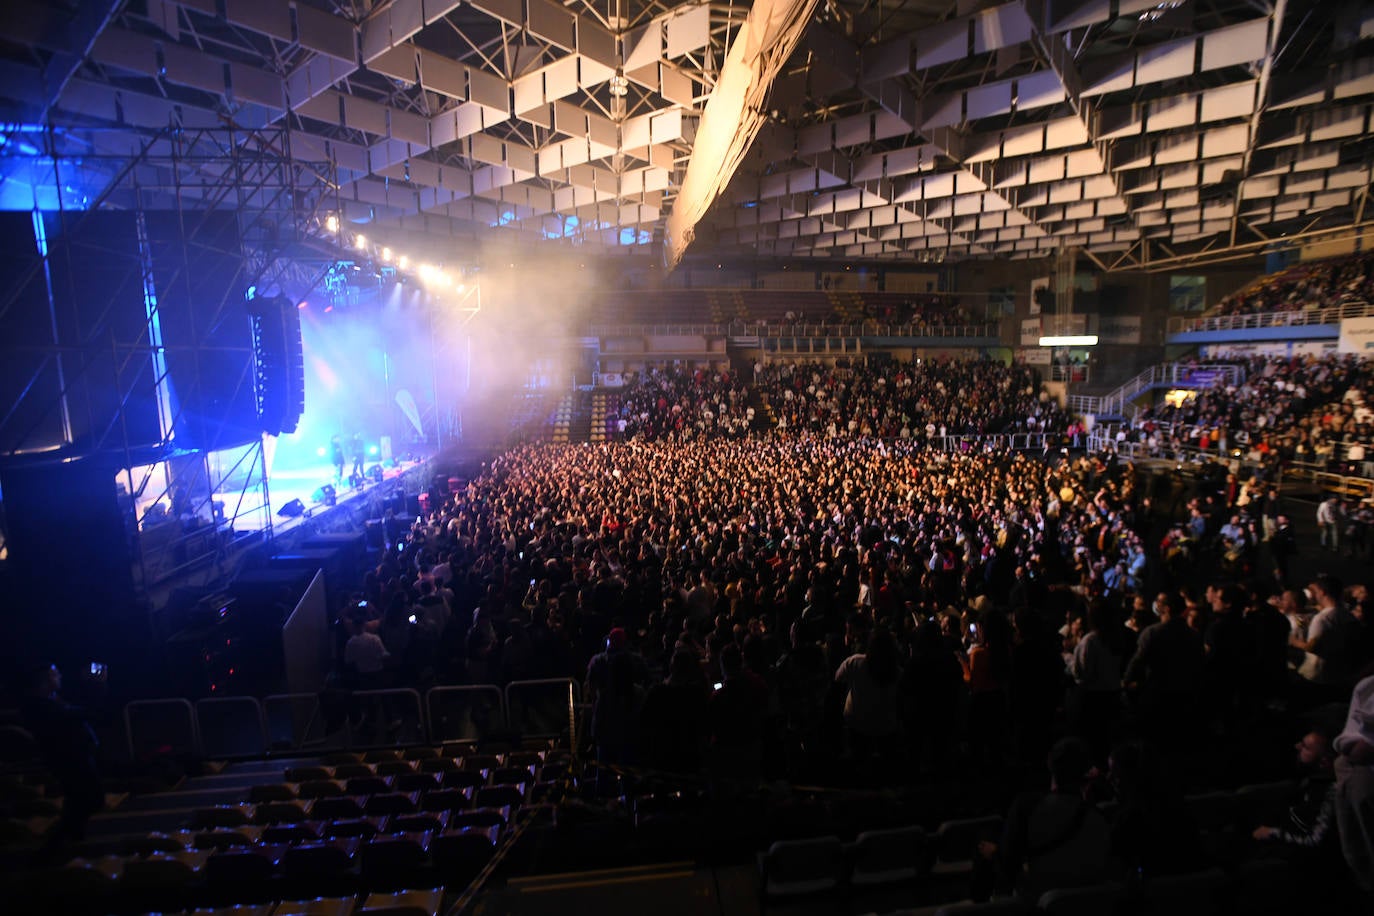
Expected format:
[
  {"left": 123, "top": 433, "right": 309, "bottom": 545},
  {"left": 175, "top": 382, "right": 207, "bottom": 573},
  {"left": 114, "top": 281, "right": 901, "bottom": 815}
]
[
  {"left": 757, "top": 835, "right": 845, "bottom": 900},
  {"left": 849, "top": 825, "right": 927, "bottom": 887}
]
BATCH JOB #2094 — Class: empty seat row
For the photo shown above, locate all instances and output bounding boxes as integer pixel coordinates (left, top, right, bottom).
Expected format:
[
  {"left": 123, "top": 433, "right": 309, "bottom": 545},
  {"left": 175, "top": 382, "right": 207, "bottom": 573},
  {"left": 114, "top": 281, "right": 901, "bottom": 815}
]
[{"left": 195, "top": 787, "right": 535, "bottom": 828}]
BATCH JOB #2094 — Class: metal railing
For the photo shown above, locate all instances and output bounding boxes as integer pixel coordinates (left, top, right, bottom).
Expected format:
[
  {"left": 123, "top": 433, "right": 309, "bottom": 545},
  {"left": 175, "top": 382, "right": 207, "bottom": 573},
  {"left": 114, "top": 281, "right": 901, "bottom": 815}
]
[
  {"left": 1070, "top": 363, "right": 1247, "bottom": 419},
  {"left": 426, "top": 685, "right": 506, "bottom": 745},
  {"left": 504, "top": 679, "right": 579, "bottom": 741},
  {"left": 1166, "top": 299, "right": 1374, "bottom": 335},
  {"left": 124, "top": 698, "right": 198, "bottom": 761},
  {"left": 586, "top": 322, "right": 998, "bottom": 340},
  {"left": 196, "top": 696, "right": 269, "bottom": 759}
]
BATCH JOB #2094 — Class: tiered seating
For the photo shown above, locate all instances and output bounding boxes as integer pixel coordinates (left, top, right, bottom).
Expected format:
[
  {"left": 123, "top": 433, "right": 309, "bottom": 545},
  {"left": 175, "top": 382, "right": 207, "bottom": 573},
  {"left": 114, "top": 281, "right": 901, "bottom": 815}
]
[
  {"left": 736, "top": 289, "right": 831, "bottom": 324},
  {"left": 4, "top": 746, "right": 574, "bottom": 914},
  {"left": 547, "top": 395, "right": 572, "bottom": 444},
  {"left": 589, "top": 391, "right": 607, "bottom": 443},
  {"left": 589, "top": 290, "right": 712, "bottom": 326}
]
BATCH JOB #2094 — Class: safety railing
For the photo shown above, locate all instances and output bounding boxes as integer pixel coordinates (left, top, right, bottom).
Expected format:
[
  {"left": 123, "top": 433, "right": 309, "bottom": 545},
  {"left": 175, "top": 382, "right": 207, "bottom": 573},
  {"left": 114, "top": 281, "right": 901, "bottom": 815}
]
[
  {"left": 263, "top": 692, "right": 343, "bottom": 754},
  {"left": 925, "top": 432, "right": 1056, "bottom": 453},
  {"left": 1070, "top": 363, "right": 1246, "bottom": 418},
  {"left": 504, "top": 679, "right": 580, "bottom": 741},
  {"left": 196, "top": 696, "right": 268, "bottom": 759},
  {"left": 426, "top": 685, "right": 506, "bottom": 746},
  {"left": 345, "top": 688, "right": 426, "bottom": 749},
  {"left": 124, "top": 698, "right": 198, "bottom": 761},
  {"left": 1166, "top": 299, "right": 1373, "bottom": 335},
  {"left": 585, "top": 322, "right": 998, "bottom": 340}
]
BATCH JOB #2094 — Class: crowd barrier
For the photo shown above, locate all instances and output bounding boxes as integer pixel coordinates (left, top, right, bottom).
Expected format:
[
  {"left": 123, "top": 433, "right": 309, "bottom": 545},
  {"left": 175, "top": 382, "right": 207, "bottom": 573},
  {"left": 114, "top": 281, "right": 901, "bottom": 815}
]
[{"left": 121, "top": 680, "right": 581, "bottom": 761}]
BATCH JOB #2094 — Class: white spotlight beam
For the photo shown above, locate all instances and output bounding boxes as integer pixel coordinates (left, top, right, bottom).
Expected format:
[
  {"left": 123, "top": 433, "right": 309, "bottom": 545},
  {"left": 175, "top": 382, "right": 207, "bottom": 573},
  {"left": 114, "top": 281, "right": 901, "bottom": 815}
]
[{"left": 663, "top": 0, "right": 822, "bottom": 271}]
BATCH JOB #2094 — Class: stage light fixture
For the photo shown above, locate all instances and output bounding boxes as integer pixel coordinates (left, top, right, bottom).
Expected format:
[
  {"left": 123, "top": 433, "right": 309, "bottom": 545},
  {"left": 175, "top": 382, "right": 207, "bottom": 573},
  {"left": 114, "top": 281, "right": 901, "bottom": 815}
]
[
  {"left": 368, "top": 445, "right": 378, "bottom": 456},
  {"left": 325, "top": 215, "right": 339, "bottom": 233},
  {"left": 382, "top": 247, "right": 392, "bottom": 262},
  {"left": 398, "top": 255, "right": 409, "bottom": 269},
  {"left": 278, "top": 498, "right": 306, "bottom": 517},
  {"left": 312, "top": 484, "right": 338, "bottom": 506},
  {"left": 367, "top": 465, "right": 384, "bottom": 483},
  {"left": 316, "top": 447, "right": 327, "bottom": 457},
  {"left": 355, "top": 234, "right": 367, "bottom": 250}
]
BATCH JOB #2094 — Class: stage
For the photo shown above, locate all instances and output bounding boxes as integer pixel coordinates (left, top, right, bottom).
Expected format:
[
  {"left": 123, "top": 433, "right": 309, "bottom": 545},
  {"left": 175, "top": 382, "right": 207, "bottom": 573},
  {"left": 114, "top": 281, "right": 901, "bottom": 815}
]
[
  {"left": 263, "top": 454, "right": 436, "bottom": 539},
  {"left": 132, "top": 453, "right": 435, "bottom": 587}
]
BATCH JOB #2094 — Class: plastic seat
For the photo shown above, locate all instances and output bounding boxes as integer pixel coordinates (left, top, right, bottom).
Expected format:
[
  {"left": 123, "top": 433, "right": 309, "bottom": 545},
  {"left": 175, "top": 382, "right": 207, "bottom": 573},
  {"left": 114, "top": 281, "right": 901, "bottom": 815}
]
[
  {"left": 270, "top": 896, "right": 356, "bottom": 915},
  {"left": 254, "top": 800, "right": 310, "bottom": 825},
  {"left": 323, "top": 816, "right": 386, "bottom": 839},
  {"left": 403, "top": 747, "right": 441, "bottom": 761},
  {"left": 503, "top": 750, "right": 543, "bottom": 768},
  {"left": 491, "top": 765, "right": 535, "bottom": 785},
  {"left": 193, "top": 828, "right": 261, "bottom": 850},
  {"left": 450, "top": 806, "right": 509, "bottom": 830},
  {"left": 1233, "top": 781, "right": 1297, "bottom": 831},
  {"left": 205, "top": 845, "right": 282, "bottom": 900},
  {"left": 419, "top": 787, "right": 472, "bottom": 813},
  {"left": 363, "top": 749, "right": 402, "bottom": 763},
  {"left": 346, "top": 776, "right": 391, "bottom": 796},
  {"left": 283, "top": 839, "right": 360, "bottom": 896},
  {"left": 1038, "top": 881, "right": 1129, "bottom": 916},
  {"left": 284, "top": 766, "right": 332, "bottom": 783},
  {"left": 440, "top": 770, "right": 484, "bottom": 790},
  {"left": 463, "top": 754, "right": 502, "bottom": 771},
  {"left": 393, "top": 772, "right": 441, "bottom": 794},
  {"left": 309, "top": 796, "right": 366, "bottom": 821},
  {"left": 322, "top": 752, "right": 363, "bottom": 766},
  {"left": 249, "top": 783, "right": 298, "bottom": 803},
  {"left": 417, "top": 758, "right": 460, "bottom": 775},
  {"left": 390, "top": 811, "right": 449, "bottom": 834},
  {"left": 849, "top": 825, "right": 926, "bottom": 887},
  {"left": 364, "top": 791, "right": 420, "bottom": 817},
  {"left": 193, "top": 806, "right": 252, "bottom": 829},
  {"left": 297, "top": 780, "right": 347, "bottom": 800},
  {"left": 430, "top": 826, "right": 498, "bottom": 882},
  {"left": 758, "top": 835, "right": 845, "bottom": 899},
  {"left": 375, "top": 759, "right": 416, "bottom": 777},
  {"left": 934, "top": 815, "right": 1003, "bottom": 871},
  {"left": 357, "top": 887, "right": 445, "bottom": 915},
  {"left": 261, "top": 822, "right": 323, "bottom": 844},
  {"left": 335, "top": 763, "right": 378, "bottom": 780},
  {"left": 360, "top": 832, "right": 432, "bottom": 890},
  {"left": 473, "top": 784, "right": 525, "bottom": 810}
]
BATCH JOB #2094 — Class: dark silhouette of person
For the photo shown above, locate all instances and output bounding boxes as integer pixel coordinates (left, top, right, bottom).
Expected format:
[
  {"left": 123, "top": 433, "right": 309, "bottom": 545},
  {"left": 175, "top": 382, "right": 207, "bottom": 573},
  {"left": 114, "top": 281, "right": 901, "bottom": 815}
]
[
  {"left": 329, "top": 434, "right": 345, "bottom": 481},
  {"left": 21, "top": 664, "right": 106, "bottom": 857}
]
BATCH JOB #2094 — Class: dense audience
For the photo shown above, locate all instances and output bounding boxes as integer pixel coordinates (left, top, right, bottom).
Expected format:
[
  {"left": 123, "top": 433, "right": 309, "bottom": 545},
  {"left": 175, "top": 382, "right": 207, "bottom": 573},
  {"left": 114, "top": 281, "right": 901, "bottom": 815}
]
[
  {"left": 1123, "top": 353, "right": 1374, "bottom": 474},
  {"left": 602, "top": 359, "right": 1069, "bottom": 443},
  {"left": 335, "top": 416, "right": 1374, "bottom": 900},
  {"left": 1211, "top": 251, "right": 1374, "bottom": 317}
]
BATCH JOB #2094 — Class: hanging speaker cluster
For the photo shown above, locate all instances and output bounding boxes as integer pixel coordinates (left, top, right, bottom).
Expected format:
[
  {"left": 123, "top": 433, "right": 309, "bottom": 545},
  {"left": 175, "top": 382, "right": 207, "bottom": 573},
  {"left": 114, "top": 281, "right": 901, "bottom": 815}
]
[{"left": 247, "top": 294, "right": 305, "bottom": 436}]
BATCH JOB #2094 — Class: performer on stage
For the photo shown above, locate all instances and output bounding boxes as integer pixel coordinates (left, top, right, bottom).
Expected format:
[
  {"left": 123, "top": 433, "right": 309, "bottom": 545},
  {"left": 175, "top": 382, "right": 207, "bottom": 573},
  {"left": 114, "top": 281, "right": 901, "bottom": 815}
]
[
  {"left": 330, "top": 435, "right": 345, "bottom": 482},
  {"left": 349, "top": 433, "right": 366, "bottom": 482}
]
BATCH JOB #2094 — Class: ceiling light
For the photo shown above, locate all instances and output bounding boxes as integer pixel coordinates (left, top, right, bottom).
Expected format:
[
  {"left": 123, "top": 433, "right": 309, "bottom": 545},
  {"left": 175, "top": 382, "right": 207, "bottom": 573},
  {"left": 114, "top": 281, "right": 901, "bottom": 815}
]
[
  {"left": 398, "top": 255, "right": 409, "bottom": 269},
  {"left": 381, "top": 247, "right": 392, "bottom": 262},
  {"left": 355, "top": 234, "right": 367, "bottom": 250},
  {"left": 325, "top": 215, "right": 339, "bottom": 233}
]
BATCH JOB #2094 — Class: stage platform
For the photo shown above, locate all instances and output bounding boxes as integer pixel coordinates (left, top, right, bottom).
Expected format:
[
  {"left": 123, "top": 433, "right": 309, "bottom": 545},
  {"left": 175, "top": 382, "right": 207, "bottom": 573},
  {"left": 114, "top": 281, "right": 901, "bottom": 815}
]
[{"left": 263, "top": 454, "right": 436, "bottom": 539}]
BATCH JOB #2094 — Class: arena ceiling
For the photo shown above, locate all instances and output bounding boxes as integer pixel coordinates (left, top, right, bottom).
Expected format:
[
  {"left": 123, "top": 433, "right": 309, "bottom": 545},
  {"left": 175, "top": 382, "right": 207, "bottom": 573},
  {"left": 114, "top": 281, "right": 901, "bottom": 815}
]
[{"left": 1, "top": 0, "right": 1373, "bottom": 269}]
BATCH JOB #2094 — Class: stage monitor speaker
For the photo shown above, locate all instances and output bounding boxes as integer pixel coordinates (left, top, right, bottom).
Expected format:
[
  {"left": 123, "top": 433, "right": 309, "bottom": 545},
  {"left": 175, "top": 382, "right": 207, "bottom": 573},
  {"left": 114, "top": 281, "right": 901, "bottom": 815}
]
[
  {"left": 278, "top": 498, "right": 306, "bottom": 517},
  {"left": 367, "top": 464, "right": 384, "bottom": 483},
  {"left": 311, "top": 484, "right": 337, "bottom": 506}
]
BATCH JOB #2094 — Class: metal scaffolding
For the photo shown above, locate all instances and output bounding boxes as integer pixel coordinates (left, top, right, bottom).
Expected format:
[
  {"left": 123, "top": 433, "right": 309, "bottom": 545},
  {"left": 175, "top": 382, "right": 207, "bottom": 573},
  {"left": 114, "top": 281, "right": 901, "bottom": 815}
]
[{"left": 0, "top": 123, "right": 340, "bottom": 595}]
